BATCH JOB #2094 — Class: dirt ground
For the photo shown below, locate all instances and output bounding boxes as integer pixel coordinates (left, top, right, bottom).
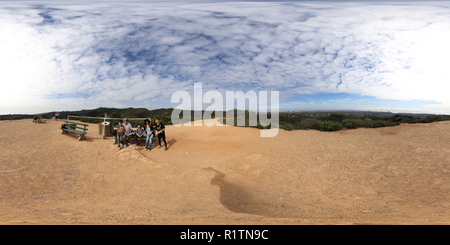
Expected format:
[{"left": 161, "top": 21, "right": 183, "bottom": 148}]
[{"left": 1, "top": 118, "right": 450, "bottom": 224}]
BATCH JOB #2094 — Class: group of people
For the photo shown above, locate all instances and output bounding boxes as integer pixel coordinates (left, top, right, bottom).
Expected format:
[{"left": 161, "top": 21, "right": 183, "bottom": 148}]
[
  {"left": 32, "top": 114, "right": 41, "bottom": 123},
  {"left": 32, "top": 112, "right": 60, "bottom": 123},
  {"left": 115, "top": 118, "right": 167, "bottom": 152}
]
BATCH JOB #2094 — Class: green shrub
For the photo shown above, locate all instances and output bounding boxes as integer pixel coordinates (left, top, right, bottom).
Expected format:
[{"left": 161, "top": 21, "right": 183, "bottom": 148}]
[
  {"left": 425, "top": 115, "right": 442, "bottom": 123},
  {"left": 300, "top": 118, "right": 316, "bottom": 129},
  {"left": 364, "top": 119, "right": 374, "bottom": 128},
  {"left": 342, "top": 119, "right": 361, "bottom": 129},
  {"left": 372, "top": 120, "right": 386, "bottom": 128},
  {"left": 284, "top": 124, "right": 293, "bottom": 131},
  {"left": 312, "top": 120, "right": 324, "bottom": 131},
  {"left": 322, "top": 121, "right": 343, "bottom": 131},
  {"left": 10, "top": 116, "right": 23, "bottom": 120}
]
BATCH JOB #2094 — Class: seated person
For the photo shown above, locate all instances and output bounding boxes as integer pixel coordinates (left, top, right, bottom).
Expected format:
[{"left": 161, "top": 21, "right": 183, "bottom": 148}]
[
  {"left": 122, "top": 118, "right": 133, "bottom": 146},
  {"left": 135, "top": 124, "right": 145, "bottom": 146},
  {"left": 33, "top": 114, "right": 40, "bottom": 123},
  {"left": 117, "top": 121, "right": 126, "bottom": 150}
]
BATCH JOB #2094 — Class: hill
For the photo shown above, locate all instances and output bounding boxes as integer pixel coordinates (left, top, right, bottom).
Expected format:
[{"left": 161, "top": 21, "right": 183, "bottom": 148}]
[{"left": 2, "top": 108, "right": 450, "bottom": 131}]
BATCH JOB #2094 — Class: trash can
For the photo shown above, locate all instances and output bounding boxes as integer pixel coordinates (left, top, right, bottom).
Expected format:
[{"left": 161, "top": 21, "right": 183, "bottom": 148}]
[
  {"left": 103, "top": 122, "right": 111, "bottom": 136},
  {"left": 102, "top": 122, "right": 111, "bottom": 139},
  {"left": 98, "top": 122, "right": 111, "bottom": 137}
]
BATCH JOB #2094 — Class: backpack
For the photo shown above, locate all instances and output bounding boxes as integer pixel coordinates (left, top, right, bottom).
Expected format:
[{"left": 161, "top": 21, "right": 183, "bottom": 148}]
[{"left": 61, "top": 124, "right": 67, "bottom": 129}]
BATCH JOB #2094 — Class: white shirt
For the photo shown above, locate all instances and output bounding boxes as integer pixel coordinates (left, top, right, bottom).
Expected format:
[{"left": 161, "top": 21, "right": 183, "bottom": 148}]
[{"left": 123, "top": 122, "right": 132, "bottom": 134}]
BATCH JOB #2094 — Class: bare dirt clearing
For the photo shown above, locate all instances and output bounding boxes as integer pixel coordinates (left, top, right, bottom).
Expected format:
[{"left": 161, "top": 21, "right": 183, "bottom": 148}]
[{"left": 1, "top": 119, "right": 449, "bottom": 224}]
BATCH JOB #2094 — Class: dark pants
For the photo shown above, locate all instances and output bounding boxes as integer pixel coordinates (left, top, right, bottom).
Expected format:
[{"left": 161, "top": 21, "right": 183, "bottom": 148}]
[
  {"left": 158, "top": 133, "right": 167, "bottom": 147},
  {"left": 123, "top": 134, "right": 131, "bottom": 144},
  {"left": 135, "top": 135, "right": 144, "bottom": 145}
]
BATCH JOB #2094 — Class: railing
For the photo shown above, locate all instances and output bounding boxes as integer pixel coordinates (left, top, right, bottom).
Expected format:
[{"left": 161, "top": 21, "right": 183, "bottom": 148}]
[{"left": 67, "top": 115, "right": 151, "bottom": 121}]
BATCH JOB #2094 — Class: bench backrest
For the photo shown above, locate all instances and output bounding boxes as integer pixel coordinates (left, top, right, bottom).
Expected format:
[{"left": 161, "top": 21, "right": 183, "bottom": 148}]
[{"left": 64, "top": 120, "right": 89, "bottom": 127}]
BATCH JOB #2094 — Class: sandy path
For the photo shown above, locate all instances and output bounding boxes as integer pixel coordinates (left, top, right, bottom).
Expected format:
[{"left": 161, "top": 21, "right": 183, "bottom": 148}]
[{"left": 1, "top": 118, "right": 450, "bottom": 224}]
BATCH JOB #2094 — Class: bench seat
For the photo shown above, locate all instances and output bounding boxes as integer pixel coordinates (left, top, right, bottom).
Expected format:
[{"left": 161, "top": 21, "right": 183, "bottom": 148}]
[{"left": 66, "top": 125, "right": 89, "bottom": 130}]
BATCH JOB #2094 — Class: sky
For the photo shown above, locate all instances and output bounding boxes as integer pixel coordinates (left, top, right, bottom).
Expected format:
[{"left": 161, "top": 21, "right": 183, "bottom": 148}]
[{"left": 1, "top": 1, "right": 450, "bottom": 114}]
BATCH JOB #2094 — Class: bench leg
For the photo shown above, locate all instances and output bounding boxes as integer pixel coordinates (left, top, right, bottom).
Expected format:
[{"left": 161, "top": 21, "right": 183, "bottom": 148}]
[
  {"left": 78, "top": 135, "right": 84, "bottom": 141},
  {"left": 61, "top": 130, "right": 64, "bottom": 134}
]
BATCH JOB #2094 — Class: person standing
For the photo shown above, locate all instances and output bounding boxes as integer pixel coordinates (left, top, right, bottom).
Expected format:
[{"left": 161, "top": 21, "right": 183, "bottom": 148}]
[
  {"left": 144, "top": 119, "right": 154, "bottom": 151},
  {"left": 55, "top": 112, "right": 60, "bottom": 121},
  {"left": 155, "top": 118, "right": 167, "bottom": 151},
  {"left": 122, "top": 118, "right": 133, "bottom": 146}
]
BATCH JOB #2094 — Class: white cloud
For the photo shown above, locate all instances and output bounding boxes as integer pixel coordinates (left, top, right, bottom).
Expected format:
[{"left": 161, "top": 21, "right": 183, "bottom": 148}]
[{"left": 0, "top": 2, "right": 449, "bottom": 114}]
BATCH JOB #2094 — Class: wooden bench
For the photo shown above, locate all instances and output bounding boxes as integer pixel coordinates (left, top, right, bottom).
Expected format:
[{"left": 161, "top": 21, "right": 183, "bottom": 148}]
[{"left": 60, "top": 120, "right": 89, "bottom": 141}]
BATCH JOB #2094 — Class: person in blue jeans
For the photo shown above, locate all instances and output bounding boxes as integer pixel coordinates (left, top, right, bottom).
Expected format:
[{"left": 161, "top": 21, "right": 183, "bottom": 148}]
[
  {"left": 116, "top": 121, "right": 125, "bottom": 150},
  {"left": 144, "top": 119, "right": 154, "bottom": 151}
]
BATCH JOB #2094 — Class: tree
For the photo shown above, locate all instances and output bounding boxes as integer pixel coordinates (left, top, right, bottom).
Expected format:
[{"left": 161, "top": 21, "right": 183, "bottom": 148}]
[{"left": 111, "top": 111, "right": 121, "bottom": 118}]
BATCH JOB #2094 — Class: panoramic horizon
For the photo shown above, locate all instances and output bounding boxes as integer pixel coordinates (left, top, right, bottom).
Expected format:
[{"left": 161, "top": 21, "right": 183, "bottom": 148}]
[
  {"left": 1, "top": 0, "right": 449, "bottom": 115},
  {"left": 3, "top": 106, "right": 448, "bottom": 117}
]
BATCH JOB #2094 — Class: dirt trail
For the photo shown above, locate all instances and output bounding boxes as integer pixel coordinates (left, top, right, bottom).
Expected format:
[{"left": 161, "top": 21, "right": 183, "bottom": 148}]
[{"left": 1, "top": 118, "right": 450, "bottom": 224}]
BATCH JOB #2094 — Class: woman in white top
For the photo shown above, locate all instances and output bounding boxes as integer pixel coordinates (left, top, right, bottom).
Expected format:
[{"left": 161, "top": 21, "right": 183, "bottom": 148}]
[{"left": 144, "top": 119, "right": 154, "bottom": 151}]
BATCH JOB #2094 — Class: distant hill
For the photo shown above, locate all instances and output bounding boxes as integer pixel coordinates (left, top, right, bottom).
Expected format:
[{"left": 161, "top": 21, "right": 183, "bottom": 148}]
[
  {"left": 0, "top": 107, "right": 175, "bottom": 120},
  {"left": 0, "top": 107, "right": 221, "bottom": 126},
  {"left": 65, "top": 107, "right": 175, "bottom": 119},
  {"left": 2, "top": 108, "right": 450, "bottom": 132}
]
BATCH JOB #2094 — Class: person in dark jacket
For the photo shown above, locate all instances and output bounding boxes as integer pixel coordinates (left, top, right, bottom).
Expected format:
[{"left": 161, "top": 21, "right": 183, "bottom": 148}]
[{"left": 155, "top": 118, "right": 167, "bottom": 151}]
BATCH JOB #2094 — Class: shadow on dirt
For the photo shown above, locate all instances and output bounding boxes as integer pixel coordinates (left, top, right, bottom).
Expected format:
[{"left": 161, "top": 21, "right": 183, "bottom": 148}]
[{"left": 206, "top": 167, "right": 299, "bottom": 218}]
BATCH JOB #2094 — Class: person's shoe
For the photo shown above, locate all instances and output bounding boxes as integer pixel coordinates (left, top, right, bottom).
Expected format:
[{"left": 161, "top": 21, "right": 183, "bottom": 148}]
[
  {"left": 123, "top": 144, "right": 127, "bottom": 148},
  {"left": 118, "top": 147, "right": 121, "bottom": 151},
  {"left": 165, "top": 146, "right": 168, "bottom": 151},
  {"left": 157, "top": 145, "right": 161, "bottom": 148},
  {"left": 128, "top": 143, "right": 131, "bottom": 146}
]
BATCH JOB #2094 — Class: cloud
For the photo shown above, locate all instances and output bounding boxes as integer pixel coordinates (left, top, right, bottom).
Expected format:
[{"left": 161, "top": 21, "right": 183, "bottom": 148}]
[
  {"left": 0, "top": 1, "right": 449, "bottom": 114},
  {"left": 327, "top": 98, "right": 352, "bottom": 103}
]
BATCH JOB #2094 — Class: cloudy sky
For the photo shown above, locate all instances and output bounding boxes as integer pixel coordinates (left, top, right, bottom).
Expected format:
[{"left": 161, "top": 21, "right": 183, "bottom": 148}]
[{"left": 1, "top": 0, "right": 449, "bottom": 114}]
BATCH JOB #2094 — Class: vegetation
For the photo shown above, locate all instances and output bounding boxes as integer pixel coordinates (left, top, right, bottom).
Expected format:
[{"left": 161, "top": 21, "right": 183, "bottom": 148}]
[
  {"left": 222, "top": 110, "right": 450, "bottom": 132},
  {"left": 276, "top": 111, "right": 450, "bottom": 132},
  {"left": 2, "top": 108, "right": 450, "bottom": 133}
]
